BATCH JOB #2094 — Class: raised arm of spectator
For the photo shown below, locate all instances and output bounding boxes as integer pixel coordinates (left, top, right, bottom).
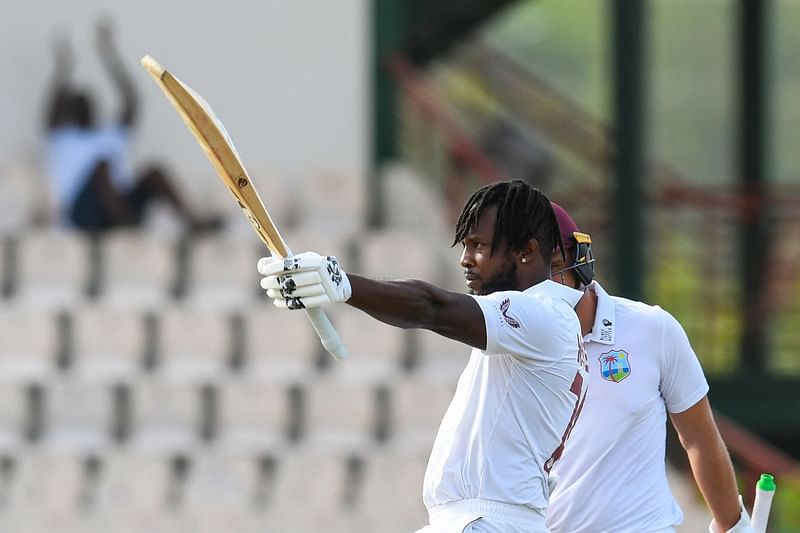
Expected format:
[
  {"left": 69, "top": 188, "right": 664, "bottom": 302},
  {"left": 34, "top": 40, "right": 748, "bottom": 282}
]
[
  {"left": 45, "top": 34, "right": 74, "bottom": 130},
  {"left": 96, "top": 18, "right": 138, "bottom": 127}
]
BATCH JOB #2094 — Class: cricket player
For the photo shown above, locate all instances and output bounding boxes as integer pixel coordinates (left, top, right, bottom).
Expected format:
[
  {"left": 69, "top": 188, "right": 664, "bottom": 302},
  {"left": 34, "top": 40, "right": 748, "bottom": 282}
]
[
  {"left": 258, "top": 180, "right": 588, "bottom": 533},
  {"left": 545, "top": 202, "right": 754, "bottom": 533}
]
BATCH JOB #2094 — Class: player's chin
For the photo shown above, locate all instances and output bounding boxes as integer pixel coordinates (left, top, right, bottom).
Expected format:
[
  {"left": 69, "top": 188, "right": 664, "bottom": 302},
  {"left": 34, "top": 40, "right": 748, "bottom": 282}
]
[{"left": 466, "top": 279, "right": 480, "bottom": 295}]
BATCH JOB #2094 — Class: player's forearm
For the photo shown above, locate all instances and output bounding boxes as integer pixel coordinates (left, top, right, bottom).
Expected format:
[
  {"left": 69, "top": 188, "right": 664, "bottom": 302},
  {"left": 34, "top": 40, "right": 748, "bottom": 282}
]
[
  {"left": 347, "top": 274, "right": 485, "bottom": 347},
  {"left": 347, "top": 274, "right": 453, "bottom": 329},
  {"left": 684, "top": 434, "right": 741, "bottom": 530}
]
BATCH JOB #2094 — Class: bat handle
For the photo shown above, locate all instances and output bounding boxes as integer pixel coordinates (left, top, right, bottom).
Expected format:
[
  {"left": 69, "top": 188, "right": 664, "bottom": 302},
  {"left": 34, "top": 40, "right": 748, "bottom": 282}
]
[{"left": 305, "top": 307, "right": 348, "bottom": 361}]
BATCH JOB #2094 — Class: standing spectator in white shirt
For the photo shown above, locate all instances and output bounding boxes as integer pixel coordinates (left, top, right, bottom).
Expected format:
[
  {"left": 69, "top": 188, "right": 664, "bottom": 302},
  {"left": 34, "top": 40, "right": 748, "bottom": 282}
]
[
  {"left": 545, "top": 202, "right": 753, "bottom": 533},
  {"left": 257, "top": 180, "right": 588, "bottom": 533}
]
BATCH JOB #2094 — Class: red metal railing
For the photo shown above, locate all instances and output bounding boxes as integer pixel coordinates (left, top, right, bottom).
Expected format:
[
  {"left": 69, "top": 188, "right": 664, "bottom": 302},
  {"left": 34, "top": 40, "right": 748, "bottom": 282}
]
[{"left": 388, "top": 47, "right": 800, "bottom": 526}]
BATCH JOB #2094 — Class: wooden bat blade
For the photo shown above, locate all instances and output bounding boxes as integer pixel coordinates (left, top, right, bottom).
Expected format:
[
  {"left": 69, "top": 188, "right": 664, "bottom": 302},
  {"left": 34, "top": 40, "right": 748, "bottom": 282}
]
[
  {"left": 139, "top": 55, "right": 289, "bottom": 257},
  {"left": 140, "top": 55, "right": 348, "bottom": 361}
]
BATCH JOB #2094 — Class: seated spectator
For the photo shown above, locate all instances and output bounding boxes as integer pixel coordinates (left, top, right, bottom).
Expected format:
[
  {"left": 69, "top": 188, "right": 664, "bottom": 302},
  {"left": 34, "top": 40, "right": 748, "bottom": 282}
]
[{"left": 44, "top": 19, "right": 220, "bottom": 233}]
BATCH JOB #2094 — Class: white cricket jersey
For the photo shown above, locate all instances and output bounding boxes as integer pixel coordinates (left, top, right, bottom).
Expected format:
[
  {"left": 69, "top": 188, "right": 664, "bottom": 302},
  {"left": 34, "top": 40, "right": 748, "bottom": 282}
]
[
  {"left": 46, "top": 125, "right": 134, "bottom": 214},
  {"left": 546, "top": 281, "right": 709, "bottom": 533},
  {"left": 422, "top": 280, "right": 587, "bottom": 513}
]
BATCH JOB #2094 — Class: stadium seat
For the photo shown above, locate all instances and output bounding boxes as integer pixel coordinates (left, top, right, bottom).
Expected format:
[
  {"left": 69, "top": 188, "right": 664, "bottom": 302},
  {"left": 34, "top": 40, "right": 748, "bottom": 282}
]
[
  {"left": 324, "top": 306, "right": 407, "bottom": 382},
  {"left": 292, "top": 172, "right": 364, "bottom": 236},
  {"left": 357, "top": 228, "right": 440, "bottom": 281},
  {"left": 7, "top": 451, "right": 88, "bottom": 532},
  {"left": 71, "top": 305, "right": 147, "bottom": 384},
  {"left": 0, "top": 165, "right": 38, "bottom": 234},
  {"left": 157, "top": 306, "right": 232, "bottom": 385},
  {"left": 269, "top": 451, "right": 357, "bottom": 533},
  {"left": 414, "top": 329, "right": 470, "bottom": 383},
  {"left": 0, "top": 384, "right": 27, "bottom": 452},
  {"left": 283, "top": 226, "right": 354, "bottom": 266},
  {"left": 14, "top": 229, "right": 91, "bottom": 309},
  {"left": 302, "top": 380, "right": 379, "bottom": 452},
  {"left": 389, "top": 377, "right": 456, "bottom": 453},
  {"left": 182, "top": 452, "right": 269, "bottom": 532},
  {"left": 94, "top": 452, "right": 175, "bottom": 529},
  {"left": 382, "top": 161, "right": 451, "bottom": 237},
  {"left": 357, "top": 450, "right": 429, "bottom": 533},
  {"left": 43, "top": 379, "right": 115, "bottom": 453},
  {"left": 184, "top": 235, "right": 260, "bottom": 311},
  {"left": 98, "top": 230, "right": 177, "bottom": 310},
  {"left": 0, "top": 308, "right": 59, "bottom": 384},
  {"left": 244, "top": 305, "right": 320, "bottom": 384},
  {"left": 130, "top": 380, "right": 202, "bottom": 454},
  {"left": 217, "top": 381, "right": 289, "bottom": 454}
]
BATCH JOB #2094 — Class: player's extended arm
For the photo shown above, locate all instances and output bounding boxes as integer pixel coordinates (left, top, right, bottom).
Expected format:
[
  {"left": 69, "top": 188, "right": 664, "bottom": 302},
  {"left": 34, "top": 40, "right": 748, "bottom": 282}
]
[
  {"left": 347, "top": 274, "right": 486, "bottom": 349},
  {"left": 96, "top": 19, "right": 138, "bottom": 127},
  {"left": 670, "top": 397, "right": 754, "bottom": 532},
  {"left": 258, "top": 252, "right": 487, "bottom": 349}
]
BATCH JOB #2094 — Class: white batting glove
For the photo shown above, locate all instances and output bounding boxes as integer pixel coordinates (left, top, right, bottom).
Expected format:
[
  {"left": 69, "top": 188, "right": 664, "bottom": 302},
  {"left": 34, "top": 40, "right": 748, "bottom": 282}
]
[
  {"left": 708, "top": 496, "right": 756, "bottom": 533},
  {"left": 257, "top": 252, "right": 352, "bottom": 310}
]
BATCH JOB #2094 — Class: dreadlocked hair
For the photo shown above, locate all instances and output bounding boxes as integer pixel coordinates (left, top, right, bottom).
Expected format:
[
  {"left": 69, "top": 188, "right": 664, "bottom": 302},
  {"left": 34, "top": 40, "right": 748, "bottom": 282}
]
[{"left": 452, "top": 179, "right": 565, "bottom": 265}]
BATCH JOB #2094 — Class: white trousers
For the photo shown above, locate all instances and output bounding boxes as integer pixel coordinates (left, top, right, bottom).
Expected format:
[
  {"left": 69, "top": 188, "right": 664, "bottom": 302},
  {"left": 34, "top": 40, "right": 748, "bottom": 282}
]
[{"left": 416, "top": 498, "right": 548, "bottom": 533}]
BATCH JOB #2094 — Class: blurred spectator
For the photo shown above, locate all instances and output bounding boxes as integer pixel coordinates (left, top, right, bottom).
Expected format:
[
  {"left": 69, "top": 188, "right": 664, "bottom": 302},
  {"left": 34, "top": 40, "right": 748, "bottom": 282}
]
[{"left": 43, "top": 19, "right": 220, "bottom": 233}]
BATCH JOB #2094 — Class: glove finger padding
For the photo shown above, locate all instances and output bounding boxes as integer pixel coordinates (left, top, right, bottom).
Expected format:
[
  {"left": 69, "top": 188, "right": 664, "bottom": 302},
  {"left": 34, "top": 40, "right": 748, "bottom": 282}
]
[
  {"left": 266, "top": 283, "right": 326, "bottom": 299},
  {"left": 260, "top": 271, "right": 322, "bottom": 292},
  {"left": 273, "top": 294, "right": 331, "bottom": 310},
  {"left": 257, "top": 252, "right": 327, "bottom": 276},
  {"left": 258, "top": 252, "right": 351, "bottom": 310}
]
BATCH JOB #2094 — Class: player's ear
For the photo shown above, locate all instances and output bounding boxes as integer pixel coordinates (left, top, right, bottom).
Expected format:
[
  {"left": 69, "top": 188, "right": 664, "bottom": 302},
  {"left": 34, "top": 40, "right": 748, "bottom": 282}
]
[{"left": 519, "top": 239, "right": 539, "bottom": 265}]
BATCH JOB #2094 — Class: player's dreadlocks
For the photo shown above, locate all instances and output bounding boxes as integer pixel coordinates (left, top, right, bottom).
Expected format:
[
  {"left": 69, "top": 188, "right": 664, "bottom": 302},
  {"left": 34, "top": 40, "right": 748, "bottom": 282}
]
[{"left": 452, "top": 179, "right": 564, "bottom": 264}]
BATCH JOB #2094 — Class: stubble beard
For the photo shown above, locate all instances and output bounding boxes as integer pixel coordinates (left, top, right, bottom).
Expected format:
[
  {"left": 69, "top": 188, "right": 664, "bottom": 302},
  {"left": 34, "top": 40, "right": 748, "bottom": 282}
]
[{"left": 470, "top": 258, "right": 518, "bottom": 296}]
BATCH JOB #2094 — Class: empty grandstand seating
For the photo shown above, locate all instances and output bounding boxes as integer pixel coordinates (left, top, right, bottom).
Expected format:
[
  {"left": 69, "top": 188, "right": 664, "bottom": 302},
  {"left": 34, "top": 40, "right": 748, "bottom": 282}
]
[
  {"left": 357, "top": 450, "right": 429, "bottom": 533},
  {"left": 0, "top": 181, "right": 458, "bottom": 533},
  {"left": 14, "top": 229, "right": 92, "bottom": 309},
  {"left": 269, "top": 450, "right": 359, "bottom": 532},
  {"left": 0, "top": 385, "right": 26, "bottom": 452},
  {"left": 324, "top": 305, "right": 409, "bottom": 382},
  {"left": 70, "top": 305, "right": 147, "bottom": 384},
  {"left": 158, "top": 306, "right": 233, "bottom": 384},
  {"left": 302, "top": 380, "right": 383, "bottom": 453},
  {"left": 43, "top": 379, "right": 116, "bottom": 453},
  {"left": 244, "top": 304, "right": 320, "bottom": 383},
  {"left": 415, "top": 328, "right": 471, "bottom": 381},
  {"left": 357, "top": 228, "right": 440, "bottom": 281},
  {"left": 0, "top": 308, "right": 59, "bottom": 383},
  {"left": 293, "top": 172, "right": 365, "bottom": 236},
  {"left": 283, "top": 225, "right": 355, "bottom": 267},
  {"left": 130, "top": 380, "right": 204, "bottom": 454},
  {"left": 217, "top": 380, "right": 290, "bottom": 454},
  {"left": 184, "top": 235, "right": 260, "bottom": 311},
  {"left": 98, "top": 230, "right": 177, "bottom": 310},
  {"left": 389, "top": 377, "right": 456, "bottom": 453}
]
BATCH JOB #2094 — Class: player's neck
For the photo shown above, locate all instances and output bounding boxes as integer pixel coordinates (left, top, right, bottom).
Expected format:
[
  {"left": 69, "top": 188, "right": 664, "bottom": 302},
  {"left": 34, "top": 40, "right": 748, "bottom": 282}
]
[{"left": 518, "top": 264, "right": 550, "bottom": 290}]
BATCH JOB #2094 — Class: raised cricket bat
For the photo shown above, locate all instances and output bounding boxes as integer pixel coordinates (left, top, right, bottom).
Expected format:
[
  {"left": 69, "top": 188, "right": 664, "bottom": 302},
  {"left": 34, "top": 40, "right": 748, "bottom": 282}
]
[{"left": 140, "top": 54, "right": 347, "bottom": 361}]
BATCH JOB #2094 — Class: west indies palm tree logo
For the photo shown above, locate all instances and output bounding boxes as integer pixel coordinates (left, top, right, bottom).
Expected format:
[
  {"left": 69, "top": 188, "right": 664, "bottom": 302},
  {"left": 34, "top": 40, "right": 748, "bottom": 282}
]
[{"left": 599, "top": 350, "right": 631, "bottom": 383}]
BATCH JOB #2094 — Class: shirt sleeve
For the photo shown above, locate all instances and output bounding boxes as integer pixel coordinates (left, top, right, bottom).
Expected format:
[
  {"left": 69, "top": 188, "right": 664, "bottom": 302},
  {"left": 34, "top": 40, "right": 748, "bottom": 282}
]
[
  {"left": 471, "top": 290, "right": 577, "bottom": 363},
  {"left": 658, "top": 308, "right": 710, "bottom": 413},
  {"left": 100, "top": 126, "right": 135, "bottom": 190}
]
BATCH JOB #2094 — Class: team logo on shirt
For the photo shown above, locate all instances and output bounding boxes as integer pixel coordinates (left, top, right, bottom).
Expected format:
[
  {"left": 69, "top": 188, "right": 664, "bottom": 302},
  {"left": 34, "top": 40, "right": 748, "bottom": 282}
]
[
  {"left": 599, "top": 350, "right": 631, "bottom": 382},
  {"left": 500, "top": 299, "right": 521, "bottom": 329}
]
